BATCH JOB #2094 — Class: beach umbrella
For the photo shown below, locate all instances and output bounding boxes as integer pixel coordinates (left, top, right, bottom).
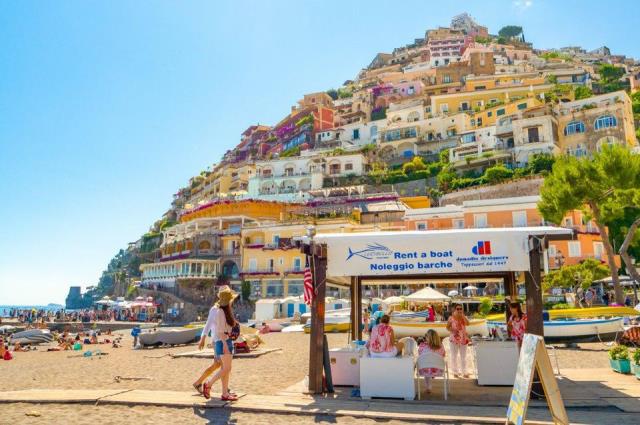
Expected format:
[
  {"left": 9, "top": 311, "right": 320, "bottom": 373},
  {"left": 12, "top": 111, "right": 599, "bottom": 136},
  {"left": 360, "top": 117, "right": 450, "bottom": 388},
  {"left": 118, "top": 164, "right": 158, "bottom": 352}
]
[
  {"left": 406, "top": 287, "right": 451, "bottom": 303},
  {"left": 383, "top": 296, "right": 405, "bottom": 305},
  {"left": 463, "top": 285, "right": 478, "bottom": 292},
  {"left": 447, "top": 290, "right": 459, "bottom": 297}
]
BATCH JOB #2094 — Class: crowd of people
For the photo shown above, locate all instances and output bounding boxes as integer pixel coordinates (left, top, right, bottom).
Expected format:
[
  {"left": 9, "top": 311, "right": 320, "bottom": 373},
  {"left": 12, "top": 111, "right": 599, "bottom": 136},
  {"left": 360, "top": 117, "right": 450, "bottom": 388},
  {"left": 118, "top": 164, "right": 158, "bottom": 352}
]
[{"left": 2, "top": 308, "right": 118, "bottom": 324}]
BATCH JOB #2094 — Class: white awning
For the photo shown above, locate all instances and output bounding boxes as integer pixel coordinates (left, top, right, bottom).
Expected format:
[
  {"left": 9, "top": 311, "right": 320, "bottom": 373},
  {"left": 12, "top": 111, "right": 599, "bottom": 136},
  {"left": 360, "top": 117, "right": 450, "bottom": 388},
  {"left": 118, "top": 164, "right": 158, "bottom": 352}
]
[{"left": 405, "top": 287, "right": 451, "bottom": 303}]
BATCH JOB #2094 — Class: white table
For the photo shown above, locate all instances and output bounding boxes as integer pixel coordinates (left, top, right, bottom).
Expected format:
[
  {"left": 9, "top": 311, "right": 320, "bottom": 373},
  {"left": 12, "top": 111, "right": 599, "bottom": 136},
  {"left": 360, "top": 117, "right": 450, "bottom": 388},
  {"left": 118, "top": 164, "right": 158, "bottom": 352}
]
[
  {"left": 329, "top": 348, "right": 361, "bottom": 386},
  {"left": 474, "top": 340, "right": 519, "bottom": 386},
  {"left": 359, "top": 355, "right": 415, "bottom": 400}
]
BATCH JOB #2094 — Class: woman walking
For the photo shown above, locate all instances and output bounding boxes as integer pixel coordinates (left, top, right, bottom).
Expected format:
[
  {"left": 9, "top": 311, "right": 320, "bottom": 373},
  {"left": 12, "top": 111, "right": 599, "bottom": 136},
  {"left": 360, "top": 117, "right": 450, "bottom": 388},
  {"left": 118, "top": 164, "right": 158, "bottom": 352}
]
[
  {"left": 202, "top": 286, "right": 238, "bottom": 401},
  {"left": 446, "top": 303, "right": 470, "bottom": 378}
]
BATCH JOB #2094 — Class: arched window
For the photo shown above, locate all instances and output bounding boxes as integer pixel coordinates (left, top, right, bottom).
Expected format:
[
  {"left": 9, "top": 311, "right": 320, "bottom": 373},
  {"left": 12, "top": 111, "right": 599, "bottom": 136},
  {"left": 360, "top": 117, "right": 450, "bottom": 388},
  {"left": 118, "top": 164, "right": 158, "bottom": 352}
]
[
  {"left": 407, "top": 111, "right": 420, "bottom": 122},
  {"left": 594, "top": 115, "right": 617, "bottom": 130},
  {"left": 563, "top": 121, "right": 585, "bottom": 136},
  {"left": 596, "top": 136, "right": 621, "bottom": 152}
]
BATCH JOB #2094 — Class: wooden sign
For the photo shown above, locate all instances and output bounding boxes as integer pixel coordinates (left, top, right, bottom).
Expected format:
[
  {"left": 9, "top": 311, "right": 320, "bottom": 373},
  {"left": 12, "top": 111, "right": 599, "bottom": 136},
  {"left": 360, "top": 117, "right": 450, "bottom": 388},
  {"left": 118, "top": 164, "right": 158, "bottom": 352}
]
[{"left": 506, "top": 334, "right": 568, "bottom": 425}]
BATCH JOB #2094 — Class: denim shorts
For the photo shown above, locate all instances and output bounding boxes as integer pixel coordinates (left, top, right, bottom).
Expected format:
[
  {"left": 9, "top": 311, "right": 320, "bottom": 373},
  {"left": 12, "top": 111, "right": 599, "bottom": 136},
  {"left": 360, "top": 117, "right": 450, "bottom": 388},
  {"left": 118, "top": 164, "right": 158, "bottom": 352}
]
[{"left": 214, "top": 339, "right": 234, "bottom": 356}]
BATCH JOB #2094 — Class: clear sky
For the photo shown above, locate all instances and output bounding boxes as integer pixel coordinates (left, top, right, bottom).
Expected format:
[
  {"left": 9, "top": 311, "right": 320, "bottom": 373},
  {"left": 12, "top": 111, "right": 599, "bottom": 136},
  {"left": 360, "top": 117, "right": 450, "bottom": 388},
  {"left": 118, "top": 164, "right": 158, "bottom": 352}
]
[{"left": 1, "top": 0, "right": 639, "bottom": 305}]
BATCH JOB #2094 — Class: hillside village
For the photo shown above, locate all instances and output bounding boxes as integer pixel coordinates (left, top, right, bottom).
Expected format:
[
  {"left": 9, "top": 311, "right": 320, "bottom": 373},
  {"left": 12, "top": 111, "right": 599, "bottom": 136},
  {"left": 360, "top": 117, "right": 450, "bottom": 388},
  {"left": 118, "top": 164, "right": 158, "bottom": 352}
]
[{"left": 69, "top": 13, "right": 640, "bottom": 318}]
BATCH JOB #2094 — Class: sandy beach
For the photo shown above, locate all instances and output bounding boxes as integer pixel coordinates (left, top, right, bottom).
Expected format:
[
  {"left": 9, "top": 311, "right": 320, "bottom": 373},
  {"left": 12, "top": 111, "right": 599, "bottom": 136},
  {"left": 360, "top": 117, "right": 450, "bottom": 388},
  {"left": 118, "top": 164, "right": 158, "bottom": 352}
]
[{"left": 0, "top": 329, "right": 614, "bottom": 423}]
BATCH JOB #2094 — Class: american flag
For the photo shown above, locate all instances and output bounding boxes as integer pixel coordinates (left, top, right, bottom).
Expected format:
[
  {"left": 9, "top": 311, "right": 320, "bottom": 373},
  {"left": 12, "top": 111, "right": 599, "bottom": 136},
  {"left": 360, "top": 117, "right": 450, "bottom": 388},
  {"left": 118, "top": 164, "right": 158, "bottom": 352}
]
[{"left": 303, "top": 256, "right": 314, "bottom": 305}]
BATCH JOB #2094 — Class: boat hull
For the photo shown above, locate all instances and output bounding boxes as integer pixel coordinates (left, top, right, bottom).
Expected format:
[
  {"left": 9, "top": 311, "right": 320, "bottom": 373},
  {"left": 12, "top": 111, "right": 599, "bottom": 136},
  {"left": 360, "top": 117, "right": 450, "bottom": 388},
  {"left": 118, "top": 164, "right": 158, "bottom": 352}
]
[
  {"left": 138, "top": 327, "right": 199, "bottom": 347},
  {"left": 10, "top": 329, "right": 53, "bottom": 345},
  {"left": 488, "top": 317, "right": 625, "bottom": 344},
  {"left": 390, "top": 319, "right": 489, "bottom": 338}
]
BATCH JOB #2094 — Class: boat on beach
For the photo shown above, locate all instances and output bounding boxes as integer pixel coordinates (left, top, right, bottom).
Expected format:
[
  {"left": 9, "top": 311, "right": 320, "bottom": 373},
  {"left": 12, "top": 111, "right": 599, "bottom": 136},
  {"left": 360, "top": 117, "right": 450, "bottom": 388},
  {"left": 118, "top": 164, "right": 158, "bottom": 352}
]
[
  {"left": 488, "top": 317, "right": 625, "bottom": 343},
  {"left": 138, "top": 327, "right": 200, "bottom": 347},
  {"left": 390, "top": 311, "right": 489, "bottom": 338},
  {"left": 9, "top": 329, "right": 53, "bottom": 345}
]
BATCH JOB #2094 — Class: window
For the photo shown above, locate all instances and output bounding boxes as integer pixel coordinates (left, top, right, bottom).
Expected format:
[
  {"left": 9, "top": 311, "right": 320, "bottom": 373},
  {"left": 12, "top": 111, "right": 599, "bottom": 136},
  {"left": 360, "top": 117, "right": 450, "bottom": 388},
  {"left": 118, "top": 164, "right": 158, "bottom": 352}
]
[
  {"left": 487, "top": 111, "right": 493, "bottom": 117},
  {"left": 370, "top": 125, "right": 378, "bottom": 138},
  {"left": 476, "top": 101, "right": 484, "bottom": 107},
  {"left": 460, "top": 102, "right": 470, "bottom": 111},
  {"left": 474, "top": 213, "right": 488, "bottom": 228},
  {"left": 496, "top": 108, "right": 505, "bottom": 116},
  {"left": 564, "top": 121, "right": 585, "bottom": 136},
  {"left": 248, "top": 258, "right": 257, "bottom": 272},
  {"left": 568, "top": 241, "right": 581, "bottom": 258},
  {"left": 416, "top": 222, "right": 427, "bottom": 231},
  {"left": 440, "top": 104, "right": 449, "bottom": 113},
  {"left": 452, "top": 219, "right": 464, "bottom": 229},
  {"left": 594, "top": 115, "right": 617, "bottom": 130},
  {"left": 265, "top": 280, "right": 284, "bottom": 297},
  {"left": 345, "top": 163, "right": 353, "bottom": 171},
  {"left": 564, "top": 217, "right": 574, "bottom": 227},
  {"left": 593, "top": 242, "right": 604, "bottom": 260},
  {"left": 272, "top": 235, "right": 280, "bottom": 245},
  {"left": 442, "top": 74, "right": 452, "bottom": 83},
  {"left": 512, "top": 211, "right": 527, "bottom": 227},
  {"left": 267, "top": 258, "right": 275, "bottom": 272},
  {"left": 548, "top": 244, "right": 557, "bottom": 257},
  {"left": 287, "top": 280, "right": 303, "bottom": 296},
  {"left": 477, "top": 117, "right": 483, "bottom": 126},
  {"left": 353, "top": 129, "right": 360, "bottom": 140},
  {"left": 517, "top": 102, "right": 527, "bottom": 110},
  {"left": 293, "top": 257, "right": 302, "bottom": 271}
]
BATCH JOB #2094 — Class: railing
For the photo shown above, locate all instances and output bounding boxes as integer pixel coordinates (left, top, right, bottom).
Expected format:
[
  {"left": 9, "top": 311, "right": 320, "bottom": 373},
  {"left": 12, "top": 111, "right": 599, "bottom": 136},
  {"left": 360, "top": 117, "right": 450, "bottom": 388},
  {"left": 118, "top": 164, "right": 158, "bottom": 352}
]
[
  {"left": 259, "top": 171, "right": 311, "bottom": 178},
  {"left": 240, "top": 269, "right": 281, "bottom": 276},
  {"left": 521, "top": 136, "right": 547, "bottom": 144},
  {"left": 222, "top": 249, "right": 240, "bottom": 256}
]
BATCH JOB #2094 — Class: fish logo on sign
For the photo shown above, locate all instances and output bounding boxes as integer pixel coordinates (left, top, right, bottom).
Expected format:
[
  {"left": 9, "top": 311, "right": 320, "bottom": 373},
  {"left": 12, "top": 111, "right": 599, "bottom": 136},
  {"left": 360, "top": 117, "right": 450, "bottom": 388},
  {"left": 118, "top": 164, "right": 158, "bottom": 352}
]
[
  {"left": 346, "top": 243, "right": 393, "bottom": 261},
  {"left": 472, "top": 241, "right": 492, "bottom": 255}
]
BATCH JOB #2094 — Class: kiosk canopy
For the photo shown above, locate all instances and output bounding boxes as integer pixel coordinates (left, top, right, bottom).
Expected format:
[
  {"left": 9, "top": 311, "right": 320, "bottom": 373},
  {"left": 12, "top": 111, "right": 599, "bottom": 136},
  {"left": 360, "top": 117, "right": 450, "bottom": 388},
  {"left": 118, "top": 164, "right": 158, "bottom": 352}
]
[{"left": 314, "top": 227, "right": 571, "bottom": 278}]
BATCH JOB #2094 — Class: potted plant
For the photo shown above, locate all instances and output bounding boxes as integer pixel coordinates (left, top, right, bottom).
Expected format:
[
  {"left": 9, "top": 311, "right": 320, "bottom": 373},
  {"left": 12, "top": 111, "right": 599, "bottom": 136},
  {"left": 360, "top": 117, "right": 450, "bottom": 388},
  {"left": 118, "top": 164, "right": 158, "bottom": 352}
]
[
  {"left": 632, "top": 349, "right": 640, "bottom": 379},
  {"left": 608, "top": 345, "right": 631, "bottom": 374}
]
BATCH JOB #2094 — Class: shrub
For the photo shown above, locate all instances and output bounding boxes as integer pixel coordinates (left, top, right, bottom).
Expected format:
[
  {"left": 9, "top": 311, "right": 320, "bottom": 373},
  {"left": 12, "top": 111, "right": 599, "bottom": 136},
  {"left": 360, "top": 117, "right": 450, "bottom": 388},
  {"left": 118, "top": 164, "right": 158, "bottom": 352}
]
[
  {"left": 484, "top": 164, "right": 514, "bottom": 184},
  {"left": 608, "top": 345, "right": 629, "bottom": 361},
  {"left": 241, "top": 280, "right": 251, "bottom": 301},
  {"left": 550, "top": 303, "right": 572, "bottom": 310},
  {"left": 478, "top": 298, "right": 493, "bottom": 317},
  {"left": 633, "top": 349, "right": 640, "bottom": 366}
]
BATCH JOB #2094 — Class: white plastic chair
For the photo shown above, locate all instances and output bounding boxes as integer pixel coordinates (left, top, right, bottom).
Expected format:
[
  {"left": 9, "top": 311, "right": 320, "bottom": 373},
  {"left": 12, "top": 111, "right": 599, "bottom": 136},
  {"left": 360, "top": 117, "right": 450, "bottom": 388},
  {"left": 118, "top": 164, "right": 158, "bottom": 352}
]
[{"left": 416, "top": 350, "right": 448, "bottom": 400}]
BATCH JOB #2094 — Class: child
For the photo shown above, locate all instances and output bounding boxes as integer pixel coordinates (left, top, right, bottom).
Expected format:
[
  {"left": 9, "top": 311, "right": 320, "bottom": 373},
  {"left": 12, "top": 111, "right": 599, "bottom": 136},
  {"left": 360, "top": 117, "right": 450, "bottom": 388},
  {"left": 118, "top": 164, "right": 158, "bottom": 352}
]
[{"left": 418, "top": 329, "right": 446, "bottom": 394}]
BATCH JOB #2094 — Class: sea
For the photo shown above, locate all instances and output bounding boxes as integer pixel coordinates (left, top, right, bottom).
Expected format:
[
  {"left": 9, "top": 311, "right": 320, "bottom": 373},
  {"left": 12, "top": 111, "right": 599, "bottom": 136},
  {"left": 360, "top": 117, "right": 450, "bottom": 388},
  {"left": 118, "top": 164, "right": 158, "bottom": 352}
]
[{"left": 0, "top": 304, "right": 65, "bottom": 317}]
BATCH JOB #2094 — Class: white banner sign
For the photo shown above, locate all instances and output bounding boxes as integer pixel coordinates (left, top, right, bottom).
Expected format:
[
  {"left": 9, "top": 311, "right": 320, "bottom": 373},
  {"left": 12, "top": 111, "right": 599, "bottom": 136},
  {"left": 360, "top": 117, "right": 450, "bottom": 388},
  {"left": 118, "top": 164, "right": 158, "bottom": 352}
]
[{"left": 320, "top": 231, "right": 531, "bottom": 277}]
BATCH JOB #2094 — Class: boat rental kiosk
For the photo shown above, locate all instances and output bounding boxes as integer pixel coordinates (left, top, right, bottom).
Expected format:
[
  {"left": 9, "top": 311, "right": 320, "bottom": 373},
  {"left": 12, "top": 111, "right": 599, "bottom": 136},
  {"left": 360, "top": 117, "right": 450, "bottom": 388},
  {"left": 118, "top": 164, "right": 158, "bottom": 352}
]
[{"left": 301, "top": 226, "right": 574, "bottom": 395}]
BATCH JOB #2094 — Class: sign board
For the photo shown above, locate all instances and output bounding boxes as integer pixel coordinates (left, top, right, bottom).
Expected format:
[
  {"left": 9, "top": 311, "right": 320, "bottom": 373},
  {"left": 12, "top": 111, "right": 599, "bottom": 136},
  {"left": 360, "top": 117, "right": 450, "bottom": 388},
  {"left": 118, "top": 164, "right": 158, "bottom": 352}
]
[
  {"left": 319, "top": 230, "right": 530, "bottom": 277},
  {"left": 506, "top": 334, "right": 569, "bottom": 425}
]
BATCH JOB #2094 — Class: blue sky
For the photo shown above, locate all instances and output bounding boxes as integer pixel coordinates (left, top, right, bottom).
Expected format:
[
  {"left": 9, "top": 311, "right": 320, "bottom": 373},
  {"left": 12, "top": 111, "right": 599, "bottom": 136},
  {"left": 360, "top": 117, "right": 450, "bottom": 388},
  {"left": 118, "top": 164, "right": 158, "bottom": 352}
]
[{"left": 1, "top": 0, "right": 639, "bottom": 305}]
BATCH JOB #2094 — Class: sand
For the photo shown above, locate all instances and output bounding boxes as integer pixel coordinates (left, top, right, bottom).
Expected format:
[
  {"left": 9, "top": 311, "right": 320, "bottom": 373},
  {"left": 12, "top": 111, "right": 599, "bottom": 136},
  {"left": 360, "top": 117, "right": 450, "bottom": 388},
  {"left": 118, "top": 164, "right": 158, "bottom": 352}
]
[{"left": 0, "top": 330, "right": 613, "bottom": 423}]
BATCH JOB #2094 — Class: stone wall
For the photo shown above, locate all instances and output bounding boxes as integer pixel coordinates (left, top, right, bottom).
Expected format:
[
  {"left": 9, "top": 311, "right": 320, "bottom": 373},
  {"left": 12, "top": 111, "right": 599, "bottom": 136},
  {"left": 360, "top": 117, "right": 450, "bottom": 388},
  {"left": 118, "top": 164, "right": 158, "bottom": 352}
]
[{"left": 438, "top": 176, "right": 544, "bottom": 206}]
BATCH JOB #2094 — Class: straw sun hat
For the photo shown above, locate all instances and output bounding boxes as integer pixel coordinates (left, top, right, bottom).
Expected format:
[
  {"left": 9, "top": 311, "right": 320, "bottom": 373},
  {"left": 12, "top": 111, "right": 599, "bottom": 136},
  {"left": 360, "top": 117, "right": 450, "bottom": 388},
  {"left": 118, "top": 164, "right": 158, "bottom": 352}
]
[{"left": 217, "top": 285, "right": 238, "bottom": 307}]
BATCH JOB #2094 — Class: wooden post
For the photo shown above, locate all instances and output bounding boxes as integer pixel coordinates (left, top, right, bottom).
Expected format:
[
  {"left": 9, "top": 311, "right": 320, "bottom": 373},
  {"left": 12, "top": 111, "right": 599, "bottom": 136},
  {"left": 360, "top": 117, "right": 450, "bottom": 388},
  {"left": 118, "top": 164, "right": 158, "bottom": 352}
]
[
  {"left": 525, "top": 237, "right": 544, "bottom": 337},
  {"left": 308, "top": 244, "right": 327, "bottom": 394},
  {"left": 525, "top": 236, "right": 545, "bottom": 399},
  {"left": 355, "top": 277, "right": 363, "bottom": 341},
  {"left": 505, "top": 272, "right": 516, "bottom": 323},
  {"left": 349, "top": 276, "right": 357, "bottom": 341}
]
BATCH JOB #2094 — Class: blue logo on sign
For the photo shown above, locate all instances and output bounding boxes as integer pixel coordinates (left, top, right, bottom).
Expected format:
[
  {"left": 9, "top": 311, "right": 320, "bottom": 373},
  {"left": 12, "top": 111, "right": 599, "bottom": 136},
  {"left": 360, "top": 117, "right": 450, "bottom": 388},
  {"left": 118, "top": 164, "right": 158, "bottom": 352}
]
[{"left": 346, "top": 243, "right": 393, "bottom": 261}]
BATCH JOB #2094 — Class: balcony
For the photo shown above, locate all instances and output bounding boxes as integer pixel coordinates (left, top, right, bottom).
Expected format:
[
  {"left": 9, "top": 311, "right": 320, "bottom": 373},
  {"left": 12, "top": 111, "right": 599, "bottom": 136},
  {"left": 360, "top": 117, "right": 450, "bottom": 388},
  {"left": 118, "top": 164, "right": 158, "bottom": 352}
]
[{"left": 239, "top": 269, "right": 281, "bottom": 277}]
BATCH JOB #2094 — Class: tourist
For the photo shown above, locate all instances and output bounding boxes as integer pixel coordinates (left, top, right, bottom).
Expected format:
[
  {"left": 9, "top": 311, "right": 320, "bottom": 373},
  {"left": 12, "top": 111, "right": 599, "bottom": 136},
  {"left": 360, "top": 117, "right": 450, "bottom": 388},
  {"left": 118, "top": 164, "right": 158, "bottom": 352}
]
[
  {"left": 203, "top": 286, "right": 239, "bottom": 401},
  {"left": 426, "top": 304, "right": 435, "bottom": 322},
  {"left": 131, "top": 326, "right": 141, "bottom": 348},
  {"left": 507, "top": 301, "right": 527, "bottom": 349},
  {"left": 602, "top": 291, "right": 610, "bottom": 306},
  {"left": 446, "top": 303, "right": 470, "bottom": 378},
  {"left": 259, "top": 322, "right": 271, "bottom": 334},
  {"left": 193, "top": 297, "right": 224, "bottom": 394},
  {"left": 369, "top": 305, "right": 384, "bottom": 333},
  {"left": 367, "top": 315, "right": 399, "bottom": 357},
  {"left": 585, "top": 288, "right": 594, "bottom": 307},
  {"left": 418, "top": 329, "right": 446, "bottom": 394}
]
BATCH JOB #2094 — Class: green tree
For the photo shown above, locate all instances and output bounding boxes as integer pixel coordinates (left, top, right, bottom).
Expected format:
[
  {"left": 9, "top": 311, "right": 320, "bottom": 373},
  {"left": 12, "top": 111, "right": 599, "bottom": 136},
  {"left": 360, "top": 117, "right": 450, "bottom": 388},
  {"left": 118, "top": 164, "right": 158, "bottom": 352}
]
[
  {"left": 573, "top": 85, "right": 593, "bottom": 100},
  {"left": 241, "top": 280, "right": 252, "bottom": 301},
  {"left": 498, "top": 25, "right": 523, "bottom": 39},
  {"left": 542, "top": 259, "right": 610, "bottom": 292},
  {"left": 528, "top": 153, "right": 555, "bottom": 174},
  {"left": 538, "top": 145, "right": 640, "bottom": 303}
]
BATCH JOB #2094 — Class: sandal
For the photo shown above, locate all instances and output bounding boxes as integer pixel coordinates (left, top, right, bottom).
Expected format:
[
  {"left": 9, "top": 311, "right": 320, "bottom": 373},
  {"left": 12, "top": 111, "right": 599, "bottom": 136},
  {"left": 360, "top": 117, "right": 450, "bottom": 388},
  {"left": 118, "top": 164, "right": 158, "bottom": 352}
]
[
  {"left": 221, "top": 394, "right": 238, "bottom": 402},
  {"left": 202, "top": 382, "right": 212, "bottom": 400},
  {"left": 193, "top": 383, "right": 203, "bottom": 395}
]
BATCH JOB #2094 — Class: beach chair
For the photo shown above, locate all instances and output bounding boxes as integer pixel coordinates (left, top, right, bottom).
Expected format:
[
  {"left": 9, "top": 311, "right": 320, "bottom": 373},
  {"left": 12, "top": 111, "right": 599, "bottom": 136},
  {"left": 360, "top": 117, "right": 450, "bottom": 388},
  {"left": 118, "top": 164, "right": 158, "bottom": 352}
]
[{"left": 416, "top": 350, "right": 448, "bottom": 401}]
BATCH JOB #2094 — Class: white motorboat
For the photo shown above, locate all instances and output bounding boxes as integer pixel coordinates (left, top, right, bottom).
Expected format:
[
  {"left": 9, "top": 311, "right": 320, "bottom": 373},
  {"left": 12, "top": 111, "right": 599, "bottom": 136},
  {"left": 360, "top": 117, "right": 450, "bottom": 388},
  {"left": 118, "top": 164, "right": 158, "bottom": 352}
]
[
  {"left": 138, "top": 327, "right": 199, "bottom": 347},
  {"left": 488, "top": 317, "right": 625, "bottom": 343},
  {"left": 10, "top": 329, "right": 53, "bottom": 345}
]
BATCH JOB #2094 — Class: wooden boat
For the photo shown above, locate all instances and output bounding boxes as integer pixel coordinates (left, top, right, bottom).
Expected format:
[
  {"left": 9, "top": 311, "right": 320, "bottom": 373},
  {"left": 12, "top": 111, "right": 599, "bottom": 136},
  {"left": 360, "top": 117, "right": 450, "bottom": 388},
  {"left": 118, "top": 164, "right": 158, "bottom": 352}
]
[
  {"left": 488, "top": 317, "right": 625, "bottom": 343},
  {"left": 10, "top": 329, "right": 53, "bottom": 345}
]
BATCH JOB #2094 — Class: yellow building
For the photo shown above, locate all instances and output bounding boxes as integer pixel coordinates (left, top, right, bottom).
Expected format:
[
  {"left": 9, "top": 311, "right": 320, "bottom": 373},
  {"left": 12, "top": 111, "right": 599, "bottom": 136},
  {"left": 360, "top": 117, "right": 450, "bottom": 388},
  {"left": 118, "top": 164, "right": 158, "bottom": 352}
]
[
  {"left": 464, "top": 72, "right": 546, "bottom": 92},
  {"left": 468, "top": 97, "right": 542, "bottom": 128},
  {"left": 430, "top": 83, "right": 553, "bottom": 116},
  {"left": 179, "top": 199, "right": 293, "bottom": 223}
]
